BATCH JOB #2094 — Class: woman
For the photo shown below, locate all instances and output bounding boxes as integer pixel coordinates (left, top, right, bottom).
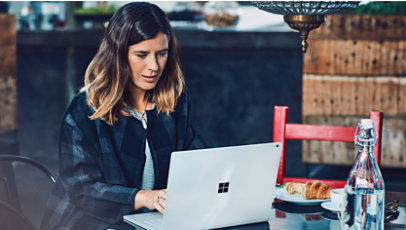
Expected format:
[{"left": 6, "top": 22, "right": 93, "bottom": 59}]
[{"left": 41, "top": 2, "right": 206, "bottom": 229}]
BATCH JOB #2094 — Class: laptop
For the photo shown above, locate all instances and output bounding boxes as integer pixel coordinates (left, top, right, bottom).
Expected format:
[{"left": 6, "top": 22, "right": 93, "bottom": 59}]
[{"left": 124, "top": 142, "right": 282, "bottom": 230}]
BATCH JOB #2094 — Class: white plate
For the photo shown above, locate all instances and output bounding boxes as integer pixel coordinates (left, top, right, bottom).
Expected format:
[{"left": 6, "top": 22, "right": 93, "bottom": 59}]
[
  {"left": 321, "top": 201, "right": 343, "bottom": 213},
  {"left": 274, "top": 187, "right": 329, "bottom": 206}
]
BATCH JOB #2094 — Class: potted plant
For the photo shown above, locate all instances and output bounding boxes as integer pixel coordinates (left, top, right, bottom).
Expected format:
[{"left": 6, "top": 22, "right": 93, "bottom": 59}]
[{"left": 74, "top": 5, "right": 117, "bottom": 29}]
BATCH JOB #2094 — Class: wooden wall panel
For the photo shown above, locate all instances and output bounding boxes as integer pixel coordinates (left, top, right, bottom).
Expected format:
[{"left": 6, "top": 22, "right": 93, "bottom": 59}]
[
  {"left": 303, "top": 74, "right": 406, "bottom": 116},
  {"left": 0, "top": 75, "right": 17, "bottom": 132},
  {"left": 302, "top": 115, "right": 358, "bottom": 165},
  {"left": 302, "top": 15, "right": 406, "bottom": 168},
  {"left": 303, "top": 115, "right": 406, "bottom": 168},
  {"left": 381, "top": 117, "right": 406, "bottom": 168},
  {"left": 0, "top": 14, "right": 16, "bottom": 46},
  {"left": 304, "top": 40, "right": 406, "bottom": 75},
  {"left": 0, "top": 46, "right": 17, "bottom": 76},
  {"left": 0, "top": 14, "right": 17, "bottom": 134},
  {"left": 309, "top": 15, "right": 406, "bottom": 40}
]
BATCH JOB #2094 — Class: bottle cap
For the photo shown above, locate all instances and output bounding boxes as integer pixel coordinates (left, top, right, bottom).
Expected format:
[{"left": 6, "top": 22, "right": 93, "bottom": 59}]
[{"left": 360, "top": 119, "right": 374, "bottom": 129}]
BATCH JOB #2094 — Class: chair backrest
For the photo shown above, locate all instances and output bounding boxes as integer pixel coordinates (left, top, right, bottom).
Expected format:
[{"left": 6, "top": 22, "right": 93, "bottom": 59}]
[
  {"left": 0, "top": 155, "right": 56, "bottom": 230},
  {"left": 273, "top": 106, "right": 383, "bottom": 188}
]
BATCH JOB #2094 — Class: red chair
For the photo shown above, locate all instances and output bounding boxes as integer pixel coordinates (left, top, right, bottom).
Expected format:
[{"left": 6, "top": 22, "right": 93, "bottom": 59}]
[{"left": 273, "top": 106, "right": 383, "bottom": 188}]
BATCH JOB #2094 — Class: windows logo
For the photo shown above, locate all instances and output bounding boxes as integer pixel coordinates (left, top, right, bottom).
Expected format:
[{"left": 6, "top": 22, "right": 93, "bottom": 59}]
[{"left": 217, "top": 182, "right": 230, "bottom": 194}]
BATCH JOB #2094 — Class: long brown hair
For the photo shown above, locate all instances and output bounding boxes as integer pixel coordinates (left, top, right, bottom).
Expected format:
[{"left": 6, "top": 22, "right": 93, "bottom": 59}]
[{"left": 84, "top": 2, "right": 184, "bottom": 125}]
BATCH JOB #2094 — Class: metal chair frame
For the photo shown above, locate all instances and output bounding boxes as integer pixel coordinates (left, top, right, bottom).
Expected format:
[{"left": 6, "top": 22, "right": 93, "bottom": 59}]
[
  {"left": 0, "top": 155, "right": 56, "bottom": 230},
  {"left": 0, "top": 155, "right": 56, "bottom": 184}
]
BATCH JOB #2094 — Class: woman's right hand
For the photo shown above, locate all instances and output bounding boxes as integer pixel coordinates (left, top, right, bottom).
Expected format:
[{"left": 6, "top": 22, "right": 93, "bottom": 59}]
[{"left": 134, "top": 189, "right": 167, "bottom": 214}]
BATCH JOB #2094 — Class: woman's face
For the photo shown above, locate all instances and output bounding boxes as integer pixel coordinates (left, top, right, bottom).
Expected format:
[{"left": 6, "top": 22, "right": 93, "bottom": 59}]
[{"left": 127, "top": 32, "right": 169, "bottom": 93}]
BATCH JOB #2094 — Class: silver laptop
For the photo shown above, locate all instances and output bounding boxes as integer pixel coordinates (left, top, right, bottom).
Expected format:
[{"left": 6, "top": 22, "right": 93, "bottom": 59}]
[{"left": 124, "top": 142, "right": 282, "bottom": 230}]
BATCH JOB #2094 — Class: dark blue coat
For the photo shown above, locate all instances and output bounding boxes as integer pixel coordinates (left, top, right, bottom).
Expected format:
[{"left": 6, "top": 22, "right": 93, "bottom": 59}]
[{"left": 41, "top": 92, "right": 206, "bottom": 230}]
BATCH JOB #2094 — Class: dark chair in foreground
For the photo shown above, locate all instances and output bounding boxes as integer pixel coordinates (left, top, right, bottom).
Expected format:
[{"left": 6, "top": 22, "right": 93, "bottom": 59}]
[
  {"left": 0, "top": 155, "right": 56, "bottom": 230},
  {"left": 0, "top": 199, "right": 37, "bottom": 230},
  {"left": 273, "top": 106, "right": 383, "bottom": 188}
]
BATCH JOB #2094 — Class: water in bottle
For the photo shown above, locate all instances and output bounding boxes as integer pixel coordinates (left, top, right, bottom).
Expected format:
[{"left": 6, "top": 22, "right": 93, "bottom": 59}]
[{"left": 341, "top": 119, "right": 385, "bottom": 230}]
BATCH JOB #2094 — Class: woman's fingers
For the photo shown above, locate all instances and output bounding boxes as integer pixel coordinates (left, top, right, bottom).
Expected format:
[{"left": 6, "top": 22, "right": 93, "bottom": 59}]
[
  {"left": 159, "top": 189, "right": 166, "bottom": 199},
  {"left": 155, "top": 189, "right": 166, "bottom": 213},
  {"left": 158, "top": 195, "right": 165, "bottom": 208},
  {"left": 155, "top": 198, "right": 164, "bottom": 214},
  {"left": 157, "top": 189, "right": 166, "bottom": 198}
]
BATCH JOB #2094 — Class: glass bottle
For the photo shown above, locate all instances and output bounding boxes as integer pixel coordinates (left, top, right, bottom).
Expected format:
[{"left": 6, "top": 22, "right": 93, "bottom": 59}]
[{"left": 341, "top": 119, "right": 385, "bottom": 230}]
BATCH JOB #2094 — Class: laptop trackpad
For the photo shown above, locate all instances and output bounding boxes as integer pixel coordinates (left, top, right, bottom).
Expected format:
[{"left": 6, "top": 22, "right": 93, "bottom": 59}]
[{"left": 124, "top": 212, "right": 163, "bottom": 230}]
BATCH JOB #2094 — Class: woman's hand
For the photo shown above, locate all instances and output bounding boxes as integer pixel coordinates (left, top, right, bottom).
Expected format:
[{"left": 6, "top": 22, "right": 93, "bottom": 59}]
[{"left": 134, "top": 189, "right": 167, "bottom": 213}]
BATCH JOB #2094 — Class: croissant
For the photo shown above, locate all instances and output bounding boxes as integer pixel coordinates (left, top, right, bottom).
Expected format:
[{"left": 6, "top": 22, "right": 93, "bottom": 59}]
[
  {"left": 285, "top": 182, "right": 305, "bottom": 195},
  {"left": 285, "top": 181, "right": 333, "bottom": 200},
  {"left": 303, "top": 181, "right": 333, "bottom": 200}
]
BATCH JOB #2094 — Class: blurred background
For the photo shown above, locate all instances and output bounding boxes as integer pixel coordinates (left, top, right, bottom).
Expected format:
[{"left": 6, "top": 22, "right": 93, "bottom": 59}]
[{"left": 0, "top": 1, "right": 406, "bottom": 229}]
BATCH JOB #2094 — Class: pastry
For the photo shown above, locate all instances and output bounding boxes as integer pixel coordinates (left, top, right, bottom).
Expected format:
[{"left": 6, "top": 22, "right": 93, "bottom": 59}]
[
  {"left": 284, "top": 181, "right": 333, "bottom": 200},
  {"left": 285, "top": 182, "right": 305, "bottom": 195},
  {"left": 303, "top": 181, "right": 333, "bottom": 200}
]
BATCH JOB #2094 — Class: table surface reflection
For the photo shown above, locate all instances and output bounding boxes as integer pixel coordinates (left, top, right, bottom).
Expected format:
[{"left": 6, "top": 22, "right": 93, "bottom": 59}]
[{"left": 110, "top": 191, "right": 406, "bottom": 230}]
